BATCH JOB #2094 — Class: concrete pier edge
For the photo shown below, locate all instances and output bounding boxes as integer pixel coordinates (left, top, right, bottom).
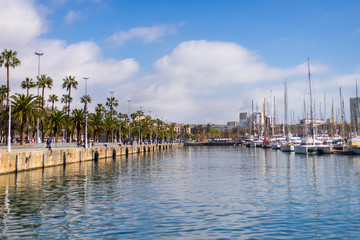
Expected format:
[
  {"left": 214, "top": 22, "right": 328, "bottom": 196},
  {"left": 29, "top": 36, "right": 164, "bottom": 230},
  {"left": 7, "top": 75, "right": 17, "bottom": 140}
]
[{"left": 0, "top": 143, "right": 183, "bottom": 175}]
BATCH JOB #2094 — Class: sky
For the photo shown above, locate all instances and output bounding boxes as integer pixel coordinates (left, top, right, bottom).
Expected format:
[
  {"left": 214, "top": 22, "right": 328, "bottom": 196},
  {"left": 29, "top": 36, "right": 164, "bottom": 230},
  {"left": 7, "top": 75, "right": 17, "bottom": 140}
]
[{"left": 1, "top": 0, "right": 360, "bottom": 124}]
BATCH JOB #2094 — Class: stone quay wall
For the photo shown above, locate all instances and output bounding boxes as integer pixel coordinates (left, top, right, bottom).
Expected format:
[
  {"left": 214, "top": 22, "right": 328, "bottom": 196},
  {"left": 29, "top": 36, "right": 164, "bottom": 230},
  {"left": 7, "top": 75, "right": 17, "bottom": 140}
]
[{"left": 0, "top": 143, "right": 182, "bottom": 175}]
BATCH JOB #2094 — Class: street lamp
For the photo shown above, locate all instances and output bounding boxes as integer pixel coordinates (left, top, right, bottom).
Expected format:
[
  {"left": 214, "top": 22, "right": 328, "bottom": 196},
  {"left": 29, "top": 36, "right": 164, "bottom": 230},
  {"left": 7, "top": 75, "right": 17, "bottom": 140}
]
[
  {"left": 128, "top": 100, "right": 131, "bottom": 144},
  {"left": 110, "top": 91, "right": 114, "bottom": 142},
  {"left": 149, "top": 111, "right": 152, "bottom": 144},
  {"left": 7, "top": 87, "right": 11, "bottom": 152},
  {"left": 119, "top": 114, "right": 122, "bottom": 145},
  {"left": 155, "top": 114, "right": 158, "bottom": 144},
  {"left": 35, "top": 52, "right": 43, "bottom": 143},
  {"left": 84, "top": 77, "right": 89, "bottom": 148},
  {"left": 138, "top": 106, "right": 142, "bottom": 145}
]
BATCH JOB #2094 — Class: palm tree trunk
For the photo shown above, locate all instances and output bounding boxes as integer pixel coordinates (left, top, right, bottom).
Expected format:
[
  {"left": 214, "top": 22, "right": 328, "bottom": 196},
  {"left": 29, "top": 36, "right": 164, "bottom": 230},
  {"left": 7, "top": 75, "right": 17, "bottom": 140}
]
[
  {"left": 68, "top": 88, "right": 71, "bottom": 116},
  {"left": 55, "top": 131, "right": 58, "bottom": 144},
  {"left": 42, "top": 87, "right": 45, "bottom": 107},
  {"left": 20, "top": 124, "right": 25, "bottom": 145}
]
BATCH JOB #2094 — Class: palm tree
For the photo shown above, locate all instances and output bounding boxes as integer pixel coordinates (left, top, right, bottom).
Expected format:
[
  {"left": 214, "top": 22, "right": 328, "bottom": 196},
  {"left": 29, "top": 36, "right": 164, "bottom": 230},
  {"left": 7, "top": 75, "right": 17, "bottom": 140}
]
[
  {"left": 11, "top": 94, "right": 41, "bottom": 145},
  {"left": 103, "top": 114, "right": 116, "bottom": 142},
  {"left": 0, "top": 49, "right": 21, "bottom": 106},
  {"left": 61, "top": 94, "right": 72, "bottom": 113},
  {"left": 37, "top": 74, "right": 53, "bottom": 107},
  {"left": 48, "top": 94, "right": 59, "bottom": 111},
  {"left": 21, "top": 77, "right": 36, "bottom": 95},
  {"left": 80, "top": 95, "right": 92, "bottom": 111},
  {"left": 106, "top": 96, "right": 119, "bottom": 118},
  {"left": 48, "top": 110, "right": 66, "bottom": 143},
  {"left": 95, "top": 103, "right": 106, "bottom": 116},
  {"left": 62, "top": 76, "right": 78, "bottom": 116},
  {"left": 71, "top": 108, "right": 84, "bottom": 142},
  {"left": 0, "top": 85, "right": 7, "bottom": 106},
  {"left": 89, "top": 112, "right": 104, "bottom": 142}
]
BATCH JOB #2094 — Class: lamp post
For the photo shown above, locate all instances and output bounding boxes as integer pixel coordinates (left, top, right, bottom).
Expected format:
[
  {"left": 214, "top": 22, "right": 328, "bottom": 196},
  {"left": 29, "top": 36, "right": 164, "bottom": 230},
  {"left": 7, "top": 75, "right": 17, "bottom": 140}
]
[
  {"left": 84, "top": 77, "right": 89, "bottom": 148},
  {"left": 155, "top": 114, "right": 158, "bottom": 144},
  {"left": 35, "top": 52, "right": 43, "bottom": 143},
  {"left": 7, "top": 88, "right": 11, "bottom": 152},
  {"left": 149, "top": 111, "right": 152, "bottom": 144},
  {"left": 119, "top": 114, "right": 122, "bottom": 145},
  {"left": 138, "top": 106, "right": 142, "bottom": 145},
  {"left": 110, "top": 91, "right": 114, "bottom": 142},
  {"left": 128, "top": 100, "right": 131, "bottom": 144}
]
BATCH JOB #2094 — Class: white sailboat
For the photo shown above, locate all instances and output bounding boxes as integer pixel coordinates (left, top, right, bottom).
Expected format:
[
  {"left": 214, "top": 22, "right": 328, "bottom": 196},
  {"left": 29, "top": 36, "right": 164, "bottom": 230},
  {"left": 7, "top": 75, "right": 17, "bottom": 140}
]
[{"left": 294, "top": 59, "right": 331, "bottom": 154}]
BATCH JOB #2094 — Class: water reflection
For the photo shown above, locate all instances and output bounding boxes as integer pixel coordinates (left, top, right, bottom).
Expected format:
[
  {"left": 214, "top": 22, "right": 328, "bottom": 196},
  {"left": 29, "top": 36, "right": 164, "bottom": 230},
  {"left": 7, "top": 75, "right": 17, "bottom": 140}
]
[{"left": 1, "top": 147, "right": 360, "bottom": 238}]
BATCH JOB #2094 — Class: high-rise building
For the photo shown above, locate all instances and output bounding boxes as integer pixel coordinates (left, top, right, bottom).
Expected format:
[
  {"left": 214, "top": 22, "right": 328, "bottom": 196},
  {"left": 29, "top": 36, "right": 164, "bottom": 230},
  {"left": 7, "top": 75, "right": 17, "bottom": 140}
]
[
  {"left": 239, "top": 112, "right": 249, "bottom": 128},
  {"left": 350, "top": 98, "right": 360, "bottom": 125}
]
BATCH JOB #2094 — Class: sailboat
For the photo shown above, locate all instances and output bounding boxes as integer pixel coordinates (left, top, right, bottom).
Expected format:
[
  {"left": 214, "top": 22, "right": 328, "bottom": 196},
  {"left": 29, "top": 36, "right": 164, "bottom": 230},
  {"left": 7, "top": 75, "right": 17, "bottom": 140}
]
[{"left": 294, "top": 59, "right": 331, "bottom": 154}]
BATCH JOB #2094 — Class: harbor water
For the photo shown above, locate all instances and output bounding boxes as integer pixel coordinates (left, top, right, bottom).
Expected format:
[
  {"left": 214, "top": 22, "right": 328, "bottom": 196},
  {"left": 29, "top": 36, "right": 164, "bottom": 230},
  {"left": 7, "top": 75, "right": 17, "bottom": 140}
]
[{"left": 1, "top": 146, "right": 360, "bottom": 239}]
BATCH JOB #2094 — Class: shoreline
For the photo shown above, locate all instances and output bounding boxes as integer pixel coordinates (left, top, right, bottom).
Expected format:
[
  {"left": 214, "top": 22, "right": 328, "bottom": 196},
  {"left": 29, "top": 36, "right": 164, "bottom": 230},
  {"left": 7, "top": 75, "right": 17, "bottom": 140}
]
[{"left": 0, "top": 143, "right": 183, "bottom": 175}]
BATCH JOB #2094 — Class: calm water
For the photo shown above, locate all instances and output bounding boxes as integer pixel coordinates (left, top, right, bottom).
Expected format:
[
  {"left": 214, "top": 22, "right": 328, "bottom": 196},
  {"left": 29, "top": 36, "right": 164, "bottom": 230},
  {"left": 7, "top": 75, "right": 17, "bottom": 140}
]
[{"left": 1, "top": 146, "right": 360, "bottom": 239}]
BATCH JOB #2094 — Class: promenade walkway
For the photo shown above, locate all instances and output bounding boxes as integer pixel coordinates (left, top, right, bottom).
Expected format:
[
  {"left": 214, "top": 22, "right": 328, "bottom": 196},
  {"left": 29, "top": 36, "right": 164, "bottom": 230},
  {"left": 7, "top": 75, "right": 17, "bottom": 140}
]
[{"left": 0, "top": 142, "right": 136, "bottom": 152}]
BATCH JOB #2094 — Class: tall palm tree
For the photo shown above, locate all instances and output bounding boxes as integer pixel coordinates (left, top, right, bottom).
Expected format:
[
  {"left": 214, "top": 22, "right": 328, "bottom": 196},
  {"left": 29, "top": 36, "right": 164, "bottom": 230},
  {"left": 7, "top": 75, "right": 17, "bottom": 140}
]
[
  {"left": 48, "top": 94, "right": 59, "bottom": 110},
  {"left": 62, "top": 76, "right": 78, "bottom": 116},
  {"left": 106, "top": 96, "right": 119, "bottom": 119},
  {"left": 48, "top": 109, "right": 66, "bottom": 143},
  {"left": 37, "top": 74, "right": 53, "bottom": 107},
  {"left": 21, "top": 77, "right": 36, "bottom": 95},
  {"left": 11, "top": 94, "right": 41, "bottom": 145},
  {"left": 80, "top": 95, "right": 92, "bottom": 111},
  {"left": 0, "top": 49, "right": 21, "bottom": 106}
]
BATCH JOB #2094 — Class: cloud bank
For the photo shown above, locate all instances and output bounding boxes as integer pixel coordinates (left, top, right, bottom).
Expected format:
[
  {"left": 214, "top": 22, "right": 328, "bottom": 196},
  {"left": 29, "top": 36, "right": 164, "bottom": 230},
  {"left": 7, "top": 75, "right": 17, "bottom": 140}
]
[{"left": 0, "top": 0, "right": 340, "bottom": 123}]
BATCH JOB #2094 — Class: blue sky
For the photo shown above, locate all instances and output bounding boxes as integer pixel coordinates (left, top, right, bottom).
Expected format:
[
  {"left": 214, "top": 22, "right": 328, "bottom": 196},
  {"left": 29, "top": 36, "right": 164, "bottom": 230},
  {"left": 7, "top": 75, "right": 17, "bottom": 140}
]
[{"left": 1, "top": 0, "right": 360, "bottom": 124}]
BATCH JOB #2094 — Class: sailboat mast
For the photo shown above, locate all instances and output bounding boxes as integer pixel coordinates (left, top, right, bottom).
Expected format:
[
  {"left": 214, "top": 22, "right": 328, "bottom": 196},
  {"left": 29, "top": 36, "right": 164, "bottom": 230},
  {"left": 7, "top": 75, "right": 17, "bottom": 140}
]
[
  {"left": 263, "top": 98, "right": 266, "bottom": 137},
  {"left": 340, "top": 87, "right": 345, "bottom": 137},
  {"left": 251, "top": 100, "right": 254, "bottom": 136},
  {"left": 273, "top": 96, "right": 276, "bottom": 137},
  {"left": 308, "top": 58, "right": 315, "bottom": 141},
  {"left": 356, "top": 79, "right": 359, "bottom": 136},
  {"left": 284, "top": 79, "right": 288, "bottom": 136},
  {"left": 331, "top": 98, "right": 334, "bottom": 137}
]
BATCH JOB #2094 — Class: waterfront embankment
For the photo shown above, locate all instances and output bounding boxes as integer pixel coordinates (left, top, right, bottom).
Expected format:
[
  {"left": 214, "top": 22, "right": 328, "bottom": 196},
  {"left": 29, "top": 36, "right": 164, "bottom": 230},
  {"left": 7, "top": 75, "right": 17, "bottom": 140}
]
[{"left": 0, "top": 143, "right": 182, "bottom": 175}]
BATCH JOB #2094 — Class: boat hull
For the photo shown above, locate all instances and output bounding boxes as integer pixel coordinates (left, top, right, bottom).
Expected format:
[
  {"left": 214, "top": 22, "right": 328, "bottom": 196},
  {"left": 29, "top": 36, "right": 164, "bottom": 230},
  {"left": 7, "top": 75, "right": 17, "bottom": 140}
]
[{"left": 294, "top": 145, "right": 331, "bottom": 154}]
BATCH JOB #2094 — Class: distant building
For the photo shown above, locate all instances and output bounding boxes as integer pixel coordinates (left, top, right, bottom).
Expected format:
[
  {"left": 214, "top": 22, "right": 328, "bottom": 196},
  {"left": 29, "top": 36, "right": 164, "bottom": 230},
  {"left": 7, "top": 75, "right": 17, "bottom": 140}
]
[
  {"left": 299, "top": 119, "right": 326, "bottom": 125},
  {"left": 227, "top": 121, "right": 239, "bottom": 129},
  {"left": 239, "top": 112, "right": 249, "bottom": 128},
  {"left": 212, "top": 124, "right": 227, "bottom": 131},
  {"left": 350, "top": 97, "right": 360, "bottom": 124}
]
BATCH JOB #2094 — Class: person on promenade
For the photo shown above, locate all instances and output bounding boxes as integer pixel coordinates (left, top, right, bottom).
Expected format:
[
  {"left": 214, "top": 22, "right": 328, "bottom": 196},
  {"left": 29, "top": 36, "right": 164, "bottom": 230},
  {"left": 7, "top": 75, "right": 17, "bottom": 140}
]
[{"left": 46, "top": 138, "right": 51, "bottom": 150}]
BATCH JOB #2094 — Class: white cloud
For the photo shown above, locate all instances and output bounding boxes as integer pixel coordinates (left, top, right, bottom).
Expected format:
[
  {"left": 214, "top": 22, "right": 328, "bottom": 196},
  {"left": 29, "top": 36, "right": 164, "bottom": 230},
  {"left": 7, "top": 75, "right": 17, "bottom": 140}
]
[
  {"left": 118, "top": 40, "right": 330, "bottom": 123},
  {"left": 0, "top": 1, "right": 352, "bottom": 124},
  {"left": 64, "top": 10, "right": 82, "bottom": 24},
  {"left": 0, "top": 0, "right": 139, "bottom": 112},
  {"left": 0, "top": 0, "right": 45, "bottom": 46},
  {"left": 108, "top": 25, "right": 177, "bottom": 46}
]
